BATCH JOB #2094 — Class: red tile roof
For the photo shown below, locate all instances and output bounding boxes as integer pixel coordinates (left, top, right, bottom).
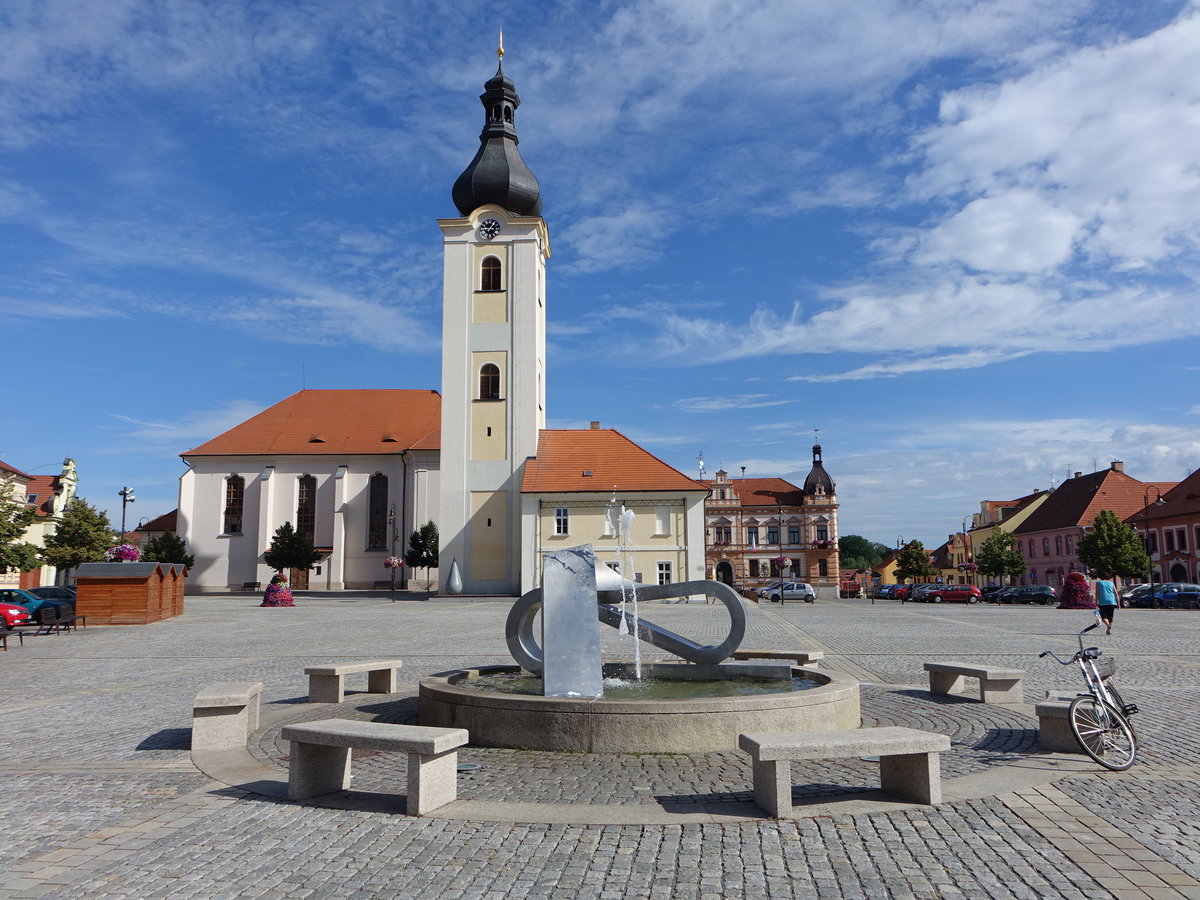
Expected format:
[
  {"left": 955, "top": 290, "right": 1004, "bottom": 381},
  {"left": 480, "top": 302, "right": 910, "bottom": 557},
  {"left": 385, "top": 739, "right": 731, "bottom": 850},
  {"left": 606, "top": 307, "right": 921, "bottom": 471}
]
[
  {"left": 1127, "top": 467, "right": 1200, "bottom": 522},
  {"left": 0, "top": 459, "right": 32, "bottom": 479},
  {"left": 182, "top": 390, "right": 441, "bottom": 457},
  {"left": 1015, "top": 467, "right": 1176, "bottom": 534},
  {"left": 26, "top": 475, "right": 60, "bottom": 516},
  {"left": 522, "top": 430, "right": 708, "bottom": 494},
  {"left": 136, "top": 509, "right": 179, "bottom": 532},
  {"left": 701, "top": 477, "right": 804, "bottom": 506}
]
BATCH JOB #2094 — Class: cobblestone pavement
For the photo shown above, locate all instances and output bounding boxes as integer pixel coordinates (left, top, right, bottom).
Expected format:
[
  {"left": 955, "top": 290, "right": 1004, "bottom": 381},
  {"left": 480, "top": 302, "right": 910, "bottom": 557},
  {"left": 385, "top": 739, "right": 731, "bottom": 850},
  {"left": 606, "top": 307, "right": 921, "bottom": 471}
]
[{"left": 1, "top": 593, "right": 1198, "bottom": 899}]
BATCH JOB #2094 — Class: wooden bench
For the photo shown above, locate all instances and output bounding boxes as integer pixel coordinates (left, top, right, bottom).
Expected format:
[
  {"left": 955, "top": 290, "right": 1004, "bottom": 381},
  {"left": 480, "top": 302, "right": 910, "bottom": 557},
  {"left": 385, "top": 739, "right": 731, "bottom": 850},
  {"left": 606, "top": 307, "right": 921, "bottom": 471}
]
[
  {"left": 281, "top": 719, "right": 469, "bottom": 815},
  {"left": 0, "top": 626, "right": 23, "bottom": 650},
  {"left": 731, "top": 649, "right": 824, "bottom": 668},
  {"left": 923, "top": 661, "right": 1024, "bottom": 704},
  {"left": 1035, "top": 691, "right": 1082, "bottom": 753},
  {"left": 306, "top": 660, "right": 403, "bottom": 703},
  {"left": 192, "top": 681, "right": 264, "bottom": 751},
  {"left": 739, "top": 726, "right": 951, "bottom": 816},
  {"left": 240, "top": 582, "right": 261, "bottom": 592}
]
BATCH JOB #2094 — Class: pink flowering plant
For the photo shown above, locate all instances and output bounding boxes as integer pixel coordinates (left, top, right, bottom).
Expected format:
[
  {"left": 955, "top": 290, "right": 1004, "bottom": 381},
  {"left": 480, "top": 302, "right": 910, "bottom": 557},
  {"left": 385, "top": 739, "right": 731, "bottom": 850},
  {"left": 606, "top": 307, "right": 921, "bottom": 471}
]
[
  {"left": 385, "top": 556, "right": 406, "bottom": 569},
  {"left": 105, "top": 543, "right": 141, "bottom": 562}
]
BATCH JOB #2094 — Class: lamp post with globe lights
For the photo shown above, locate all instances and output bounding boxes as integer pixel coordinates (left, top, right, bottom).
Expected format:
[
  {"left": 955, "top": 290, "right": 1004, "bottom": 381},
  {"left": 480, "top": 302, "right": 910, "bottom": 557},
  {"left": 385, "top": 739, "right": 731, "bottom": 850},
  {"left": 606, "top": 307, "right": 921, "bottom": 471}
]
[
  {"left": 118, "top": 486, "right": 136, "bottom": 536},
  {"left": 1143, "top": 486, "right": 1167, "bottom": 597}
]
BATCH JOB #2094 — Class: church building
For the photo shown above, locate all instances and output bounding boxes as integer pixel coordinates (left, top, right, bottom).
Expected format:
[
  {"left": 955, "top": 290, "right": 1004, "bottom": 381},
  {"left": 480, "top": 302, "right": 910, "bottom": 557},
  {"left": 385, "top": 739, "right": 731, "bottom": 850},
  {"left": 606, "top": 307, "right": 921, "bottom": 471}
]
[{"left": 178, "top": 51, "right": 708, "bottom": 594}]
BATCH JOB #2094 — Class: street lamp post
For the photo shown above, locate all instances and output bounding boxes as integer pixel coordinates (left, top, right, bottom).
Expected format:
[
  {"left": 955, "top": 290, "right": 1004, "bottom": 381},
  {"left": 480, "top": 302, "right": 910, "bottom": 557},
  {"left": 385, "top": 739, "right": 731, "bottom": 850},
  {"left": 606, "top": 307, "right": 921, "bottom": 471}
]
[
  {"left": 962, "top": 516, "right": 973, "bottom": 586},
  {"left": 118, "top": 486, "right": 136, "bottom": 536},
  {"left": 1143, "top": 486, "right": 1166, "bottom": 596},
  {"left": 388, "top": 504, "right": 399, "bottom": 602}
]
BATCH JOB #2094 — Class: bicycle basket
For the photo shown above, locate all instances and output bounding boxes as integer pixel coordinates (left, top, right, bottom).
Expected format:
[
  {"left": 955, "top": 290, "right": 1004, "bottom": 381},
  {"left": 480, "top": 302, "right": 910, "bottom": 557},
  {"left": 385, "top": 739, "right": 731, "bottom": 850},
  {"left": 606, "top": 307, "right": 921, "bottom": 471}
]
[{"left": 1095, "top": 656, "right": 1116, "bottom": 680}]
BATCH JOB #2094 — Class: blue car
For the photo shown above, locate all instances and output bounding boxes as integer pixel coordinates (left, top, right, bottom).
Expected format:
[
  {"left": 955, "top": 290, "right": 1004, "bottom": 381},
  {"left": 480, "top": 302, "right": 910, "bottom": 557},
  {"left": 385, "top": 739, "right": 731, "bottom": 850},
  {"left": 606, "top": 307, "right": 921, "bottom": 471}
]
[
  {"left": 0, "top": 587, "right": 73, "bottom": 618},
  {"left": 1147, "top": 583, "right": 1200, "bottom": 609}
]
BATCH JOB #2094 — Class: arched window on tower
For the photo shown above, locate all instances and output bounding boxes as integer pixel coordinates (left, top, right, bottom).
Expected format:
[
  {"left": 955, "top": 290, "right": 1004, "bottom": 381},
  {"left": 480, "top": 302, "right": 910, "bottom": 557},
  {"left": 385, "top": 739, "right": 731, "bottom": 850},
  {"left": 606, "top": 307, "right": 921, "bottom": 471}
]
[
  {"left": 297, "top": 475, "right": 316, "bottom": 542},
  {"left": 481, "top": 256, "right": 502, "bottom": 292},
  {"left": 367, "top": 473, "right": 388, "bottom": 550},
  {"left": 479, "top": 363, "right": 501, "bottom": 400}
]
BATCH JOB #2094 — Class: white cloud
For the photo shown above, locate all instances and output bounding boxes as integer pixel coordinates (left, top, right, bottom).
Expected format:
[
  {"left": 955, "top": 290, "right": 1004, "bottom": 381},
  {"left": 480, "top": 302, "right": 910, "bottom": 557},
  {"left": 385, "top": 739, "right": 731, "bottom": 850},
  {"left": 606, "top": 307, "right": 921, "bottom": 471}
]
[
  {"left": 675, "top": 395, "right": 797, "bottom": 413},
  {"left": 104, "top": 400, "right": 270, "bottom": 454}
]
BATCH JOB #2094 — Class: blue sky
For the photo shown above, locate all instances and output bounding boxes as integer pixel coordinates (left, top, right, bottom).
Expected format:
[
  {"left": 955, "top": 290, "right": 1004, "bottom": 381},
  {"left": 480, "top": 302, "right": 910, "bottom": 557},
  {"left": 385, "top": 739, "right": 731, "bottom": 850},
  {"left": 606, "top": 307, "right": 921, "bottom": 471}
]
[{"left": 3, "top": 0, "right": 1199, "bottom": 549}]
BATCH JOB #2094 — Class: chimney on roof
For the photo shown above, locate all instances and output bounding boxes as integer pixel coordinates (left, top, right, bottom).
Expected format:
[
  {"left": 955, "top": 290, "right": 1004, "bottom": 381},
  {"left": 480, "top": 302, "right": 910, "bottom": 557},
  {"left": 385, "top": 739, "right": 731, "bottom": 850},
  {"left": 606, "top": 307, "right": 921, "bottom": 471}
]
[
  {"left": 590, "top": 421, "right": 600, "bottom": 430},
  {"left": 1074, "top": 472, "right": 1082, "bottom": 479},
  {"left": 1110, "top": 460, "right": 1124, "bottom": 473}
]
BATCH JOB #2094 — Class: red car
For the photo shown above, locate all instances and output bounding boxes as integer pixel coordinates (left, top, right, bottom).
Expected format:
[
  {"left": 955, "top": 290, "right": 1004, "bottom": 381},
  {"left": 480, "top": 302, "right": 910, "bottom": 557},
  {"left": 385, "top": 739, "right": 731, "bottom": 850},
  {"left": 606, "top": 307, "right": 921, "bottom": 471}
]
[
  {"left": 0, "top": 602, "right": 33, "bottom": 628},
  {"left": 927, "top": 585, "right": 983, "bottom": 604}
]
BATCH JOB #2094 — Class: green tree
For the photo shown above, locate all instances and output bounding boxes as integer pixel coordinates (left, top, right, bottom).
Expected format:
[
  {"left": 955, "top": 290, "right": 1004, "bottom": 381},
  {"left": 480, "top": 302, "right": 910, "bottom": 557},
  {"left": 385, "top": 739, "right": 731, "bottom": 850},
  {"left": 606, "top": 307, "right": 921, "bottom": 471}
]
[
  {"left": 1077, "top": 509, "right": 1150, "bottom": 580},
  {"left": 262, "top": 522, "right": 321, "bottom": 574},
  {"left": 838, "top": 535, "right": 890, "bottom": 572},
  {"left": 0, "top": 474, "right": 41, "bottom": 573},
  {"left": 975, "top": 527, "right": 1027, "bottom": 584},
  {"left": 405, "top": 520, "right": 439, "bottom": 589},
  {"left": 40, "top": 499, "right": 115, "bottom": 572},
  {"left": 894, "top": 540, "right": 937, "bottom": 584},
  {"left": 141, "top": 532, "right": 196, "bottom": 568}
]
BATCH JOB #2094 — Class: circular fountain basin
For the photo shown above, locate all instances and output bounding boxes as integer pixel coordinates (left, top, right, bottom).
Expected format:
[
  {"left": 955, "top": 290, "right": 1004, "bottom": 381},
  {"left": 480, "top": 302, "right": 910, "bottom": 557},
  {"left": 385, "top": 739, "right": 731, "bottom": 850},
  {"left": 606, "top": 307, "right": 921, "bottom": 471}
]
[{"left": 419, "top": 662, "right": 861, "bottom": 753}]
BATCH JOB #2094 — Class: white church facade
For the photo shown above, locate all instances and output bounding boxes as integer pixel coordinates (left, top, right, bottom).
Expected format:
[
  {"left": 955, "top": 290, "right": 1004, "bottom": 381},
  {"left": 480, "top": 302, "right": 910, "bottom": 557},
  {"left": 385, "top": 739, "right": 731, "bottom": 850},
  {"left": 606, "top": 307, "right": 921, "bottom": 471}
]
[{"left": 178, "top": 53, "right": 708, "bottom": 595}]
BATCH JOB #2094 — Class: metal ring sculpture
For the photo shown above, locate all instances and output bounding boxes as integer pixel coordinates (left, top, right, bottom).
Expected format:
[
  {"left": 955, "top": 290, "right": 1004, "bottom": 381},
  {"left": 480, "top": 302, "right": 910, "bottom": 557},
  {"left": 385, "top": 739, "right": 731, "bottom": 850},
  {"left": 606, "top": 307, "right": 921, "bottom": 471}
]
[{"left": 505, "top": 579, "right": 747, "bottom": 674}]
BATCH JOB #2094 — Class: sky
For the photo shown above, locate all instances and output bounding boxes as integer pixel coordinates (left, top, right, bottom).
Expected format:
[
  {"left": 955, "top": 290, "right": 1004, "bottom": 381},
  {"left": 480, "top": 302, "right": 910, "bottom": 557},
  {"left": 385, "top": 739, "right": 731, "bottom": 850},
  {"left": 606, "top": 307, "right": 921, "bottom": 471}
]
[{"left": 3, "top": 0, "right": 1200, "bottom": 550}]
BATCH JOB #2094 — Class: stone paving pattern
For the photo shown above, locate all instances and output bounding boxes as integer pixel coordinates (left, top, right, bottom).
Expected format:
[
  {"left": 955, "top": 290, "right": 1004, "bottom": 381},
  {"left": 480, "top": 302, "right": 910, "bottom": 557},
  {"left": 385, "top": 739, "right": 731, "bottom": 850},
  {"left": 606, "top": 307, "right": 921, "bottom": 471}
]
[{"left": 1, "top": 593, "right": 1198, "bottom": 898}]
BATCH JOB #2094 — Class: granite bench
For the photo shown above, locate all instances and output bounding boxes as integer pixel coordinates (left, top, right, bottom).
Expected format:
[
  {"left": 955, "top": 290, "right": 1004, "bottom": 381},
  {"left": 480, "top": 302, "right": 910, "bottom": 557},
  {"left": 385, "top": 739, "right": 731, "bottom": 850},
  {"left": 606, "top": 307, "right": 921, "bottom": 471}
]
[
  {"left": 739, "top": 726, "right": 951, "bottom": 816},
  {"left": 730, "top": 649, "right": 824, "bottom": 668},
  {"left": 924, "top": 661, "right": 1024, "bottom": 704},
  {"left": 1036, "top": 691, "right": 1082, "bottom": 753},
  {"left": 192, "top": 681, "right": 264, "bottom": 751},
  {"left": 305, "top": 660, "right": 403, "bottom": 703},
  {"left": 281, "top": 719, "right": 470, "bottom": 815}
]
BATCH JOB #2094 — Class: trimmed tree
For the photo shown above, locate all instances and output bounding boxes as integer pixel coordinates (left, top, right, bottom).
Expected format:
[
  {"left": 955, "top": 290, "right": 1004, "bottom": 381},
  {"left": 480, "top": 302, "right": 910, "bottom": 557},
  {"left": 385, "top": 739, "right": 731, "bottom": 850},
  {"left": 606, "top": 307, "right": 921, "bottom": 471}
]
[
  {"left": 262, "top": 522, "right": 321, "bottom": 574},
  {"left": 1, "top": 474, "right": 40, "bottom": 574},
  {"left": 404, "top": 520, "right": 439, "bottom": 590},
  {"left": 141, "top": 532, "right": 196, "bottom": 568},
  {"left": 40, "top": 499, "right": 115, "bottom": 573},
  {"left": 1077, "top": 509, "right": 1151, "bottom": 580},
  {"left": 894, "top": 540, "right": 937, "bottom": 584},
  {"left": 975, "top": 527, "right": 1027, "bottom": 585}
]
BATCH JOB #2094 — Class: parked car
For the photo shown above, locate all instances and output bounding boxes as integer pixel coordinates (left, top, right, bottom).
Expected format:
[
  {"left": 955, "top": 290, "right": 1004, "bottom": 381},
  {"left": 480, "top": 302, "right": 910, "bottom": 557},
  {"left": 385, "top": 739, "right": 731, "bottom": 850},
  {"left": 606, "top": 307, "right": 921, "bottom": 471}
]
[
  {"left": 1014, "top": 585, "right": 1057, "bottom": 605},
  {"left": 1146, "top": 583, "right": 1200, "bottom": 609},
  {"left": 980, "top": 585, "right": 1006, "bottom": 601},
  {"left": 765, "top": 581, "right": 816, "bottom": 603},
  {"left": 927, "top": 584, "right": 982, "bottom": 604},
  {"left": 27, "top": 586, "right": 76, "bottom": 603},
  {"left": 0, "top": 588, "right": 73, "bottom": 618},
  {"left": 0, "top": 602, "right": 33, "bottom": 628},
  {"left": 908, "top": 584, "right": 944, "bottom": 602},
  {"left": 872, "top": 584, "right": 894, "bottom": 599},
  {"left": 891, "top": 585, "right": 911, "bottom": 601},
  {"left": 1120, "top": 584, "right": 1154, "bottom": 607}
]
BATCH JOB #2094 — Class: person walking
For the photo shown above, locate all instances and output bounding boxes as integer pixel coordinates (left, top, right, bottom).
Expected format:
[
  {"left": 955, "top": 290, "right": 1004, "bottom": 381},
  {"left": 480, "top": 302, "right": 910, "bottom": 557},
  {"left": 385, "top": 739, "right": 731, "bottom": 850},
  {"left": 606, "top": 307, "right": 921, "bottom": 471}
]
[{"left": 1094, "top": 572, "right": 1118, "bottom": 635}]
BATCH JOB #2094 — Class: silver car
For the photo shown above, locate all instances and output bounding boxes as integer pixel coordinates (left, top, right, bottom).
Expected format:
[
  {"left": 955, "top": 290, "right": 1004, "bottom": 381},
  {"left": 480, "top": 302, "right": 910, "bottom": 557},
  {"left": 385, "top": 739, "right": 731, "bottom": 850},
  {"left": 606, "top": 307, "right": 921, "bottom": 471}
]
[{"left": 765, "top": 581, "right": 816, "bottom": 603}]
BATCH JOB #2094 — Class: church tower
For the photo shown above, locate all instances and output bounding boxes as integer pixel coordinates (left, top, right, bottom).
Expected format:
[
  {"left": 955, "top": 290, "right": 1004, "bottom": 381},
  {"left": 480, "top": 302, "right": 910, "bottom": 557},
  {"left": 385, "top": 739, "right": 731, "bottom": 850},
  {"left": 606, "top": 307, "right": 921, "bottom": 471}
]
[{"left": 438, "top": 44, "right": 549, "bottom": 595}]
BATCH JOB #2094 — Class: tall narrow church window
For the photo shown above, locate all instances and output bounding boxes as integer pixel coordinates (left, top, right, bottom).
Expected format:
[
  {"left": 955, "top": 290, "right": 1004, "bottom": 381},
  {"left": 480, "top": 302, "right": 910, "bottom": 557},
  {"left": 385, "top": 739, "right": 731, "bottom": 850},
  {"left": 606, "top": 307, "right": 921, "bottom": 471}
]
[
  {"left": 367, "top": 473, "right": 388, "bottom": 550},
  {"left": 481, "top": 256, "right": 502, "bottom": 291},
  {"left": 297, "top": 475, "right": 316, "bottom": 542},
  {"left": 555, "top": 507, "right": 569, "bottom": 535},
  {"left": 223, "top": 475, "right": 244, "bottom": 534},
  {"left": 479, "top": 363, "right": 501, "bottom": 400}
]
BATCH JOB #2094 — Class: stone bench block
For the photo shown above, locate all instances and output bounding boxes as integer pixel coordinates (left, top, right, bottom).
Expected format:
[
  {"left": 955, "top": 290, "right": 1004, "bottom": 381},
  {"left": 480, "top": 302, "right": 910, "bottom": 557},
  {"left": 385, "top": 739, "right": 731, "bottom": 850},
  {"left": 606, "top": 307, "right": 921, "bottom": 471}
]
[
  {"left": 281, "top": 719, "right": 469, "bottom": 815},
  {"left": 739, "top": 726, "right": 951, "bottom": 816},
  {"left": 924, "top": 661, "right": 1024, "bottom": 704},
  {"left": 1036, "top": 691, "right": 1083, "bottom": 753},
  {"left": 192, "top": 681, "right": 264, "bottom": 751},
  {"left": 305, "top": 660, "right": 403, "bottom": 703}
]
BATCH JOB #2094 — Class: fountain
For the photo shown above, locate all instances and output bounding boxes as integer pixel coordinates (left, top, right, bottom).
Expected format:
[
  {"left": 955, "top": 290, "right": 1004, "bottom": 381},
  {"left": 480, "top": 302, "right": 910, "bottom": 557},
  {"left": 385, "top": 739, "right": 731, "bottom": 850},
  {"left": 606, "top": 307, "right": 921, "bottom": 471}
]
[{"left": 419, "top": 544, "right": 860, "bottom": 752}]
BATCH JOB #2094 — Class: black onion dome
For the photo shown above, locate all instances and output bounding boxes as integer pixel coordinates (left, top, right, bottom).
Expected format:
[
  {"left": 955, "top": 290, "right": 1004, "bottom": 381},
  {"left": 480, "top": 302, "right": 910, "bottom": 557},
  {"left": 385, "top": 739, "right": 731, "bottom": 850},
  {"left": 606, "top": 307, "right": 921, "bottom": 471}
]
[
  {"left": 803, "top": 444, "right": 835, "bottom": 495},
  {"left": 452, "top": 61, "right": 542, "bottom": 217}
]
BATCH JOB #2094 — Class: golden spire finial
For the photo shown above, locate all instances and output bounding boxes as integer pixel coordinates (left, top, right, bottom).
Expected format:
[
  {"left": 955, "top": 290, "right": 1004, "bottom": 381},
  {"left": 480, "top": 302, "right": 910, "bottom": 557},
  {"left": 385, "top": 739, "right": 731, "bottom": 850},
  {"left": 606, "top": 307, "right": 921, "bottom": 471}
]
[{"left": 497, "top": 28, "right": 505, "bottom": 61}]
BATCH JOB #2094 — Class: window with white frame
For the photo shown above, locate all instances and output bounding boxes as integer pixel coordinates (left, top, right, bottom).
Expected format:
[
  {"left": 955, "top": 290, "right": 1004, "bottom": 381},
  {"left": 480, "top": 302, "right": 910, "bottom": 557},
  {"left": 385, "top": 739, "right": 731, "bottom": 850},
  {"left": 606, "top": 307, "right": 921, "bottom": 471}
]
[
  {"left": 554, "top": 507, "right": 569, "bottom": 535},
  {"left": 657, "top": 561, "right": 672, "bottom": 585}
]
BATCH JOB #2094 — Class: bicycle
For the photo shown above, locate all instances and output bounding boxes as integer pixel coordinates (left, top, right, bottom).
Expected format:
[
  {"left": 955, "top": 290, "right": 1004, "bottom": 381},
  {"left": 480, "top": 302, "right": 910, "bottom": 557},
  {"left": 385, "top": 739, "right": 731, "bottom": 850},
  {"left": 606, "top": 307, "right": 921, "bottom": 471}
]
[{"left": 1039, "top": 621, "right": 1139, "bottom": 770}]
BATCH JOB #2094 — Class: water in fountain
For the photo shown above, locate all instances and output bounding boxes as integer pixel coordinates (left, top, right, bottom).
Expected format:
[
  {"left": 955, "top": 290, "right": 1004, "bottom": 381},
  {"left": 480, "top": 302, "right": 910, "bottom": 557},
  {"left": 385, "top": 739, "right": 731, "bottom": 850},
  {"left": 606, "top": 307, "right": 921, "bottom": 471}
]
[{"left": 606, "top": 493, "right": 642, "bottom": 680}]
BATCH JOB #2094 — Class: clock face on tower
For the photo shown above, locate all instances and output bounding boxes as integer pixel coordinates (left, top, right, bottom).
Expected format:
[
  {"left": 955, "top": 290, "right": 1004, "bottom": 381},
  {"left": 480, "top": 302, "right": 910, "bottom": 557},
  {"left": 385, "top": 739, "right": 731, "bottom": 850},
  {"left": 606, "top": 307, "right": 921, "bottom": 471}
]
[{"left": 477, "top": 218, "right": 502, "bottom": 240}]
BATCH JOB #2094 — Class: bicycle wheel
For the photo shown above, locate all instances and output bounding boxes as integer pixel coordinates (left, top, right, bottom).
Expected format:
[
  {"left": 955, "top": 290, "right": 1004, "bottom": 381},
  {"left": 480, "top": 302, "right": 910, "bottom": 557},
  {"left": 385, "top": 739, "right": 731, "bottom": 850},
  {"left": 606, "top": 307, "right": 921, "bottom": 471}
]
[
  {"left": 1068, "top": 695, "right": 1137, "bottom": 770},
  {"left": 1102, "top": 682, "right": 1138, "bottom": 733}
]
